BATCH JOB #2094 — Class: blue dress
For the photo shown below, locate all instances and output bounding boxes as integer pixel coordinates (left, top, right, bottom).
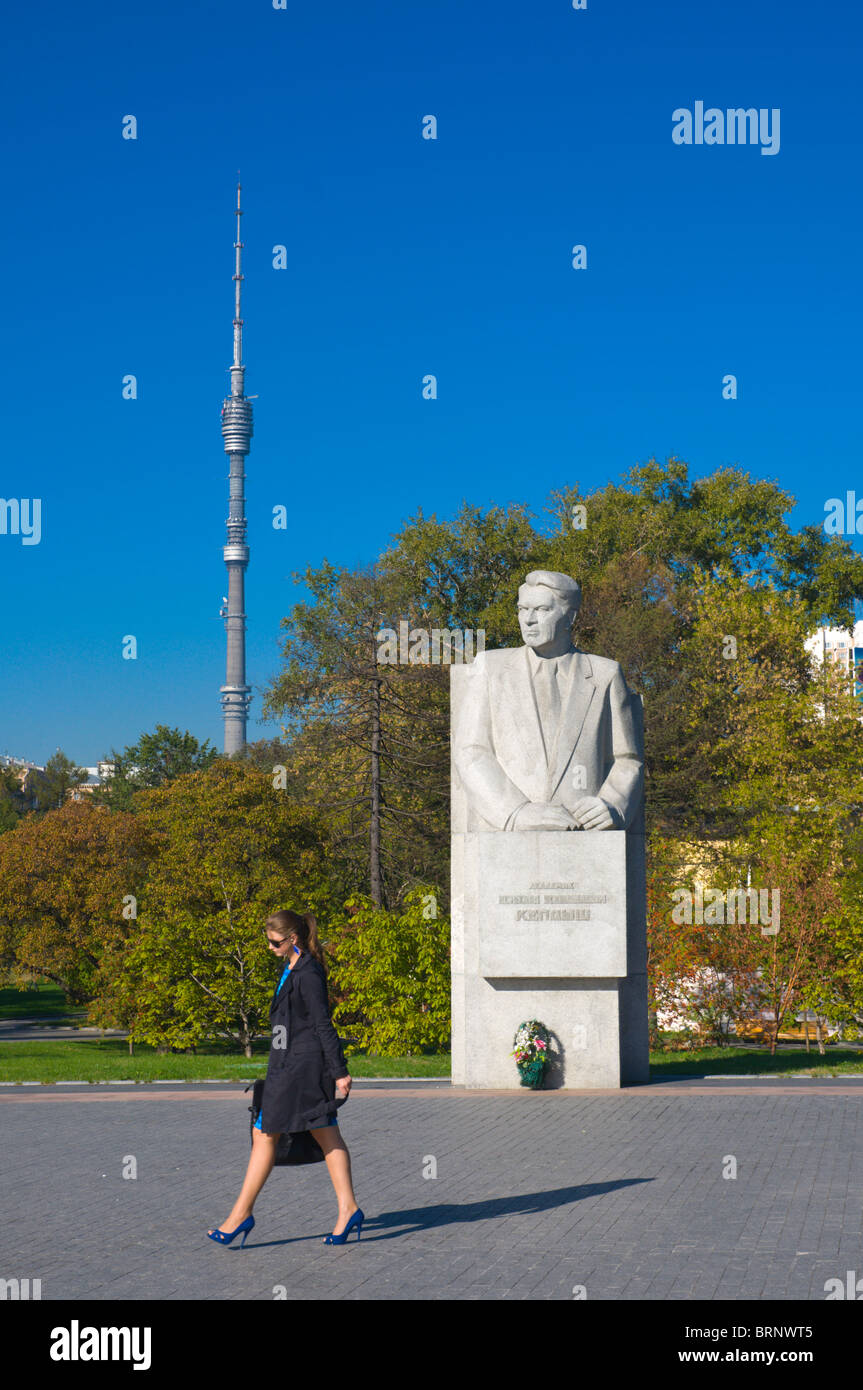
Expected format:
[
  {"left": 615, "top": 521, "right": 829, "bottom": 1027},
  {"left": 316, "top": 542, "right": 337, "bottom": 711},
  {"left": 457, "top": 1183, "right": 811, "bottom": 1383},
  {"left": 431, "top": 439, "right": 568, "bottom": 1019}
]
[{"left": 254, "top": 955, "right": 339, "bottom": 1132}]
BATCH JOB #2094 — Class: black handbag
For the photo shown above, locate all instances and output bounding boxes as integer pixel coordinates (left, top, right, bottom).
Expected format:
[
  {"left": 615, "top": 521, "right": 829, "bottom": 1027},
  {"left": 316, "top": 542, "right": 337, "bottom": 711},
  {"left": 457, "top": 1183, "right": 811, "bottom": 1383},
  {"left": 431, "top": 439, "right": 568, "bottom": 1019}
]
[{"left": 246, "top": 1079, "right": 327, "bottom": 1166}]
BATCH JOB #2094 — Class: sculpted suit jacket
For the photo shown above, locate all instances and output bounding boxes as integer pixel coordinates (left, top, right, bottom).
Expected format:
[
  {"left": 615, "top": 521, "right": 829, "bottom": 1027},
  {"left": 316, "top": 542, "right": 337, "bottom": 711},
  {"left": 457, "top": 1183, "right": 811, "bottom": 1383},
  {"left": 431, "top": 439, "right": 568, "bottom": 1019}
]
[{"left": 453, "top": 645, "right": 644, "bottom": 831}]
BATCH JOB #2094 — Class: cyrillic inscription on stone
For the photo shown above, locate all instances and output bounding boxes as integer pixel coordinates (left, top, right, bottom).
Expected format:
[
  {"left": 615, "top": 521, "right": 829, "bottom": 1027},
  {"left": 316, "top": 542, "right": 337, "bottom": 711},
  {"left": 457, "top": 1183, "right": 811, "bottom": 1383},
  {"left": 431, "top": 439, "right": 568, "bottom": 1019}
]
[{"left": 476, "top": 831, "right": 627, "bottom": 977}]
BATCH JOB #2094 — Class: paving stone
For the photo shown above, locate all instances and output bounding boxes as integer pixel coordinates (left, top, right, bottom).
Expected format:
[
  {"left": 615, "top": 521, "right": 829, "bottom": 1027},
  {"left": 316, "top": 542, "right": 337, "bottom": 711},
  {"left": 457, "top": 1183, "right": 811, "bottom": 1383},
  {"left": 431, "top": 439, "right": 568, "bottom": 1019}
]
[{"left": 1, "top": 1086, "right": 861, "bottom": 1300}]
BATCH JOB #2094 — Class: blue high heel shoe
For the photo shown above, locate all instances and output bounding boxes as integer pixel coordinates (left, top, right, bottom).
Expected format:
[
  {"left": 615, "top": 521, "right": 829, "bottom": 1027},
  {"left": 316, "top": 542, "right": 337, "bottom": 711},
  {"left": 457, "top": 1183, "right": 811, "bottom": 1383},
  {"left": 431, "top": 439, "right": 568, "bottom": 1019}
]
[
  {"left": 207, "top": 1215, "right": 254, "bottom": 1248},
  {"left": 323, "top": 1207, "right": 364, "bottom": 1244}
]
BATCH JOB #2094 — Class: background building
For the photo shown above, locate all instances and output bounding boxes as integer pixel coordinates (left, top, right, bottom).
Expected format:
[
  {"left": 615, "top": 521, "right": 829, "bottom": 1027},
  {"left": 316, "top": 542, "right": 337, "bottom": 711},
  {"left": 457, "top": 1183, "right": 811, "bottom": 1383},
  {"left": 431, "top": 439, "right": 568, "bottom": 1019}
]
[{"left": 805, "top": 621, "right": 863, "bottom": 703}]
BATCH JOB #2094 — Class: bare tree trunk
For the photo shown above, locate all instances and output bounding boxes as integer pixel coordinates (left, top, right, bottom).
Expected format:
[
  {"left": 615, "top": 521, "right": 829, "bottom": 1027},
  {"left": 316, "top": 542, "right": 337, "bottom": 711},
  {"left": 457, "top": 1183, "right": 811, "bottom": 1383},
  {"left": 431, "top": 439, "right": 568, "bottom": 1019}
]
[
  {"left": 370, "top": 647, "right": 383, "bottom": 907},
  {"left": 238, "top": 1011, "right": 253, "bottom": 1060},
  {"left": 816, "top": 1018, "right": 825, "bottom": 1056}
]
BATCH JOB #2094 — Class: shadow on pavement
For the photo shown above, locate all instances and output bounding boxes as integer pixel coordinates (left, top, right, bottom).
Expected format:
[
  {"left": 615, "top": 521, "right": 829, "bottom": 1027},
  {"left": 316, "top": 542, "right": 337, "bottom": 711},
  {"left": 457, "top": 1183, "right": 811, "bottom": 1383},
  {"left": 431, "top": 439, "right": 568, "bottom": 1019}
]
[{"left": 238, "top": 1177, "right": 654, "bottom": 1248}]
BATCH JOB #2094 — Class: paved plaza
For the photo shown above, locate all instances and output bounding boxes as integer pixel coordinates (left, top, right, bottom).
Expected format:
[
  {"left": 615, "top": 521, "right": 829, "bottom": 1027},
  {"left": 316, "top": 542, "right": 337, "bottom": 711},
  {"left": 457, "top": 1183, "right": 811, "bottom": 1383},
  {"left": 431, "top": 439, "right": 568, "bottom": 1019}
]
[{"left": 1, "top": 1077, "right": 862, "bottom": 1301}]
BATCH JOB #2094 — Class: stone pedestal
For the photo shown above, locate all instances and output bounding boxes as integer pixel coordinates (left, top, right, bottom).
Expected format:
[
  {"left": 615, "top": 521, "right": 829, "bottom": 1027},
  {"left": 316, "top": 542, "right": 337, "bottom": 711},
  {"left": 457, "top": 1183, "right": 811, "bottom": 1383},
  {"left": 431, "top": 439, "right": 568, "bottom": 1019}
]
[{"left": 450, "top": 828, "right": 648, "bottom": 1088}]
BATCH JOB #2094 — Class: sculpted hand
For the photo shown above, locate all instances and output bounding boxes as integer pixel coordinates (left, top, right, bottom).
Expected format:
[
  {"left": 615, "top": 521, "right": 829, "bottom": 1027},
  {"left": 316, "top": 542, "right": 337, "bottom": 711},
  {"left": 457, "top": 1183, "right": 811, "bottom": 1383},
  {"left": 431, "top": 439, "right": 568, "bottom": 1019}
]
[
  {"left": 514, "top": 802, "right": 577, "bottom": 831},
  {"left": 570, "top": 796, "right": 615, "bottom": 830}
]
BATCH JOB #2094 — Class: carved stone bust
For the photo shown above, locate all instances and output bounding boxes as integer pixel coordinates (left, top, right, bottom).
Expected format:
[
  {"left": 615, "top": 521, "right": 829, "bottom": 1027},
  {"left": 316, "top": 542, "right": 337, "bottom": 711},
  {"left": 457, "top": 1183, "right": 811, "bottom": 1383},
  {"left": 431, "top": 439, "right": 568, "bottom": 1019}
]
[{"left": 452, "top": 570, "right": 644, "bottom": 831}]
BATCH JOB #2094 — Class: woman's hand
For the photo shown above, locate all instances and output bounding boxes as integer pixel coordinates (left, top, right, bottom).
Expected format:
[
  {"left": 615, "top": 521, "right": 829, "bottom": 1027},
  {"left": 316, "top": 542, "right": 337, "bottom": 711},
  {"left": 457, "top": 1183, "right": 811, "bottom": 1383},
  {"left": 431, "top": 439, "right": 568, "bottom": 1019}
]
[{"left": 334, "top": 1075, "right": 352, "bottom": 1099}]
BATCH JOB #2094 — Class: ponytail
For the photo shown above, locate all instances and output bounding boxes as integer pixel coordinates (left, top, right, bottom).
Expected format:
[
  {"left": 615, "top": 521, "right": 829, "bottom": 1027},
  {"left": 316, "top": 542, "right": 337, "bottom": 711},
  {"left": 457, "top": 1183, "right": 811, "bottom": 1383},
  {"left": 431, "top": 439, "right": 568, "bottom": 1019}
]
[{"left": 265, "top": 908, "right": 327, "bottom": 975}]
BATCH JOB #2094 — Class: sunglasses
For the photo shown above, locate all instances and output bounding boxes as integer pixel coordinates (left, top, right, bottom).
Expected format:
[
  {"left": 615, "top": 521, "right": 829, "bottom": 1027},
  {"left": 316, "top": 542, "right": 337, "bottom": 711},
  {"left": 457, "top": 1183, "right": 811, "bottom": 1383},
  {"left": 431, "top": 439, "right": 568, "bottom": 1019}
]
[{"left": 264, "top": 935, "right": 293, "bottom": 948}]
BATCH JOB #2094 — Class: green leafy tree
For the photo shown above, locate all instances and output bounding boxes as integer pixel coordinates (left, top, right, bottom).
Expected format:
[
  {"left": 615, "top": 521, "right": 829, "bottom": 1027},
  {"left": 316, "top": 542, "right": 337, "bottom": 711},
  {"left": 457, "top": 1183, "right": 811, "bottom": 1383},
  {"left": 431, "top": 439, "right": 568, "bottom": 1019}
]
[
  {"left": 647, "top": 832, "right": 767, "bottom": 1047},
  {"left": 677, "top": 577, "right": 863, "bottom": 1051},
  {"left": 0, "top": 765, "right": 27, "bottom": 833},
  {"left": 751, "top": 824, "right": 846, "bottom": 1054},
  {"left": 29, "top": 751, "right": 89, "bottom": 813},
  {"left": 327, "top": 887, "right": 451, "bottom": 1055},
  {"left": 94, "top": 725, "right": 219, "bottom": 812},
  {"left": 263, "top": 560, "right": 452, "bottom": 908},
  {"left": 262, "top": 504, "right": 541, "bottom": 907},
  {"left": 540, "top": 458, "right": 863, "bottom": 836},
  {"left": 262, "top": 463, "right": 863, "bottom": 907},
  {"left": 93, "top": 760, "right": 337, "bottom": 1056},
  {"left": 646, "top": 560, "right": 863, "bottom": 1050},
  {"left": 0, "top": 801, "right": 154, "bottom": 1003},
  {"left": 832, "top": 827, "right": 863, "bottom": 1043}
]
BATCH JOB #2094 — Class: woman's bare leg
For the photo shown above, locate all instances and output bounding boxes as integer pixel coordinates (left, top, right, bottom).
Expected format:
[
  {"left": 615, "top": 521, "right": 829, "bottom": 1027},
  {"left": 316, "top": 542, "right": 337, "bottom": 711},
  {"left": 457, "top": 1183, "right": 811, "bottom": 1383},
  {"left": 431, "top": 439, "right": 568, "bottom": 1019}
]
[
  {"left": 309, "top": 1126, "right": 359, "bottom": 1234},
  {"left": 208, "top": 1128, "right": 280, "bottom": 1235}
]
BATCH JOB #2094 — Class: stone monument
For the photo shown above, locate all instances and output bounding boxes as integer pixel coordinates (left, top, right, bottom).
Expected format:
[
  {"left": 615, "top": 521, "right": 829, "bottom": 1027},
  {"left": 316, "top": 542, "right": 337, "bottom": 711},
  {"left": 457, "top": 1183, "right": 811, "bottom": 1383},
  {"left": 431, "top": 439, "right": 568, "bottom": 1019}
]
[{"left": 450, "top": 570, "right": 649, "bottom": 1088}]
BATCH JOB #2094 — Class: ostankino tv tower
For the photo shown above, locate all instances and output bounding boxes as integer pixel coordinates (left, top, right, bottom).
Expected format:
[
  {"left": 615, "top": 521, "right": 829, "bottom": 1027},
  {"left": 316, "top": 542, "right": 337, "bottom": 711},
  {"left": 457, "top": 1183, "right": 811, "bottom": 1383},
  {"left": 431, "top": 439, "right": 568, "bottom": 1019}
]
[{"left": 220, "top": 182, "right": 253, "bottom": 754}]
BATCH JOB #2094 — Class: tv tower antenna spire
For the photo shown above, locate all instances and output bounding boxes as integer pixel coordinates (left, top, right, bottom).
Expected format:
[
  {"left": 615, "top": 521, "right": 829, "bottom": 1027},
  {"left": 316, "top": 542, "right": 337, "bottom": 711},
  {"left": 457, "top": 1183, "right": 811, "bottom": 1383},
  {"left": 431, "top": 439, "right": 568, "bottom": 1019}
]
[{"left": 220, "top": 179, "right": 253, "bottom": 754}]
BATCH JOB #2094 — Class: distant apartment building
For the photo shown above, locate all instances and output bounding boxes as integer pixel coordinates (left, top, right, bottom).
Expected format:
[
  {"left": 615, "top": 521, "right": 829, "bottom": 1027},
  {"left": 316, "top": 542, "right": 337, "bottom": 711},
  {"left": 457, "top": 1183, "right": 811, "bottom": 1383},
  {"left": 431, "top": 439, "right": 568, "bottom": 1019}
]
[
  {"left": 805, "top": 621, "right": 863, "bottom": 703},
  {"left": 0, "top": 754, "right": 45, "bottom": 811},
  {"left": 69, "top": 764, "right": 116, "bottom": 801},
  {"left": 0, "top": 755, "right": 115, "bottom": 808},
  {"left": 0, "top": 754, "right": 44, "bottom": 776}
]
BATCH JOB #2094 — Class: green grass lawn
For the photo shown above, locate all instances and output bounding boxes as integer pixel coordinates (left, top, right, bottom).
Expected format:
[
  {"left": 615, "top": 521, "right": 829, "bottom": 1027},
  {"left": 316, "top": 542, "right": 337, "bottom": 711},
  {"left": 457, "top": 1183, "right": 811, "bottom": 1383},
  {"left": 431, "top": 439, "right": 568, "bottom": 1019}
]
[
  {"left": 0, "top": 1039, "right": 452, "bottom": 1083},
  {"left": 3, "top": 982, "right": 861, "bottom": 1082},
  {"left": 648, "top": 1046, "right": 863, "bottom": 1077},
  {"left": 1, "top": 1038, "right": 862, "bottom": 1083}
]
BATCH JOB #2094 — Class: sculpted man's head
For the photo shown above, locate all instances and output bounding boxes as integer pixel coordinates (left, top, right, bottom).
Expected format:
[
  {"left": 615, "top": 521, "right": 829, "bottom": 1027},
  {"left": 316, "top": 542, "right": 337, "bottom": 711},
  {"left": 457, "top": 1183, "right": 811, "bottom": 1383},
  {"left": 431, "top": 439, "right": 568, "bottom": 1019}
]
[{"left": 517, "top": 571, "right": 581, "bottom": 654}]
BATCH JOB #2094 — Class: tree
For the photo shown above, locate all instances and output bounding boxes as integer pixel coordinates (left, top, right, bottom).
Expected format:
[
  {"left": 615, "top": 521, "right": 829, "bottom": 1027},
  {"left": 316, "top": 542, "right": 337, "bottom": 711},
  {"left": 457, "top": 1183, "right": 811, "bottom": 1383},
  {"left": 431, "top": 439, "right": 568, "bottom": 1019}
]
[
  {"left": 93, "top": 761, "right": 337, "bottom": 1057},
  {"left": 645, "top": 550, "right": 863, "bottom": 1049},
  {"left": 0, "top": 801, "right": 154, "bottom": 1003},
  {"left": 94, "top": 725, "right": 219, "bottom": 812},
  {"left": 539, "top": 458, "right": 863, "bottom": 837},
  {"left": 327, "top": 887, "right": 451, "bottom": 1055},
  {"left": 262, "top": 560, "right": 452, "bottom": 908},
  {"left": 831, "top": 826, "right": 863, "bottom": 1042},
  {"left": 262, "top": 504, "right": 540, "bottom": 906},
  {"left": 752, "top": 825, "right": 845, "bottom": 1055},
  {"left": 29, "top": 751, "right": 89, "bottom": 813},
  {"left": 0, "top": 765, "right": 26, "bottom": 833},
  {"left": 647, "top": 832, "right": 766, "bottom": 1046},
  {"left": 676, "top": 577, "right": 863, "bottom": 1051},
  {"left": 262, "top": 462, "right": 863, "bottom": 907}
]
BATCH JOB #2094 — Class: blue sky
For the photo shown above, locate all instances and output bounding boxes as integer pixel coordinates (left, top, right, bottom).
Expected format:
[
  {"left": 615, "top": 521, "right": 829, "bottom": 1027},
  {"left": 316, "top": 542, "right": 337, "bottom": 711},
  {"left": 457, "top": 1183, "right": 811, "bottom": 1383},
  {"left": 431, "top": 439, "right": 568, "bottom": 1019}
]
[{"left": 2, "top": 0, "right": 861, "bottom": 764}]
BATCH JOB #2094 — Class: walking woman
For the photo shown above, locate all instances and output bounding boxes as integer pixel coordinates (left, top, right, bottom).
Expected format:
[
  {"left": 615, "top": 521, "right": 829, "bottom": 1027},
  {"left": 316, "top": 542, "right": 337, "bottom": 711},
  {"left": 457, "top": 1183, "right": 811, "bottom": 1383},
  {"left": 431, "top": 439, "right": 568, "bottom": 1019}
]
[{"left": 207, "top": 909, "right": 364, "bottom": 1246}]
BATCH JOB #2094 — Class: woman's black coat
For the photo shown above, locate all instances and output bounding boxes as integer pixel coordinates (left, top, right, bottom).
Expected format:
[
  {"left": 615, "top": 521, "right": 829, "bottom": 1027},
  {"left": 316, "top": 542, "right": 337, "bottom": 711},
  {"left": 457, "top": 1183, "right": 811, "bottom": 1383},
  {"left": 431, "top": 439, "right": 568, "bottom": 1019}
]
[{"left": 259, "top": 950, "right": 349, "bottom": 1135}]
